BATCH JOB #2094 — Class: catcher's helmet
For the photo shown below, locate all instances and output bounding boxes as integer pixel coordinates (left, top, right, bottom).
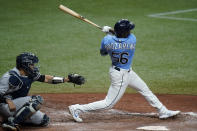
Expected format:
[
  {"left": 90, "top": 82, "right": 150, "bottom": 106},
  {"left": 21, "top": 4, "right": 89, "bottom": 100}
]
[
  {"left": 114, "top": 19, "right": 135, "bottom": 38},
  {"left": 16, "top": 52, "right": 39, "bottom": 78}
]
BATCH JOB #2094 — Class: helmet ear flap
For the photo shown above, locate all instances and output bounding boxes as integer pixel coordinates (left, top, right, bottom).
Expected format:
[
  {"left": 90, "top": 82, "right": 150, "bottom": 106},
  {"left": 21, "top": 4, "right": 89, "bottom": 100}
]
[{"left": 130, "top": 22, "right": 135, "bottom": 30}]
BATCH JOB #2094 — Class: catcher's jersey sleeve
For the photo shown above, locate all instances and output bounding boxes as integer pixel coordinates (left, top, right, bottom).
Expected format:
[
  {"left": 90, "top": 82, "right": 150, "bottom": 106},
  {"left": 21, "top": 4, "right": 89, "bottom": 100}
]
[{"left": 0, "top": 72, "right": 10, "bottom": 95}]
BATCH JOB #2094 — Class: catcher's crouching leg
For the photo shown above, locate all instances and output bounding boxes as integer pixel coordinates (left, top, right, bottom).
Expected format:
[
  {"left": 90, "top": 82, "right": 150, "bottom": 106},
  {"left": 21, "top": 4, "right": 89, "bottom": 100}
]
[
  {"left": 13, "top": 95, "right": 44, "bottom": 124},
  {"left": 2, "top": 95, "right": 44, "bottom": 130}
]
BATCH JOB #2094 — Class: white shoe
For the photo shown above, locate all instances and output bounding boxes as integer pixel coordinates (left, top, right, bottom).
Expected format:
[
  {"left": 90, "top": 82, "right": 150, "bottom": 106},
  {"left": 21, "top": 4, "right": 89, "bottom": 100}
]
[
  {"left": 69, "top": 104, "right": 83, "bottom": 122},
  {"left": 159, "top": 110, "right": 180, "bottom": 119}
]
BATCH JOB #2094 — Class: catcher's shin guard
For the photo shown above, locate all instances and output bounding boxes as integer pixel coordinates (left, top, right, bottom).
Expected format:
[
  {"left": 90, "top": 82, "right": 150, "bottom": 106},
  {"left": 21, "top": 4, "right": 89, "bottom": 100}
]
[
  {"left": 13, "top": 95, "right": 44, "bottom": 124},
  {"left": 39, "top": 114, "right": 50, "bottom": 127}
]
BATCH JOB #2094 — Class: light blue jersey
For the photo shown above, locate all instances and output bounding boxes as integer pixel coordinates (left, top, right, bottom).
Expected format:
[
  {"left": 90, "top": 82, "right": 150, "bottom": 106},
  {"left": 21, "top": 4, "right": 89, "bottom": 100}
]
[{"left": 100, "top": 34, "right": 136, "bottom": 69}]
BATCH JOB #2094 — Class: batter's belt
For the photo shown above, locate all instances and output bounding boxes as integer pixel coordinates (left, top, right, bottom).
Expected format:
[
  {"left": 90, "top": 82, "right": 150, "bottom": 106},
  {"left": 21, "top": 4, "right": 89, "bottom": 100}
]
[{"left": 113, "top": 66, "right": 130, "bottom": 72}]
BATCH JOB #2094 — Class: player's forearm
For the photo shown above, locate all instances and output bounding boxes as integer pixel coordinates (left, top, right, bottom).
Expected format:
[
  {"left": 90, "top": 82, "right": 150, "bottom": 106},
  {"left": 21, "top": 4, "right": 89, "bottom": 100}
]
[
  {"left": 37, "top": 74, "right": 85, "bottom": 85},
  {"left": 0, "top": 94, "right": 12, "bottom": 103},
  {"left": 44, "top": 75, "right": 69, "bottom": 84},
  {"left": 6, "top": 98, "right": 16, "bottom": 111}
]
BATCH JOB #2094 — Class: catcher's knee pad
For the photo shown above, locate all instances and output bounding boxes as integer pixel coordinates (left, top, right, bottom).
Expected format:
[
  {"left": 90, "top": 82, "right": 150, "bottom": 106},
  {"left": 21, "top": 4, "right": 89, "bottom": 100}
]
[
  {"left": 14, "top": 95, "right": 44, "bottom": 124},
  {"left": 39, "top": 114, "right": 50, "bottom": 127},
  {"left": 30, "top": 95, "right": 44, "bottom": 111}
]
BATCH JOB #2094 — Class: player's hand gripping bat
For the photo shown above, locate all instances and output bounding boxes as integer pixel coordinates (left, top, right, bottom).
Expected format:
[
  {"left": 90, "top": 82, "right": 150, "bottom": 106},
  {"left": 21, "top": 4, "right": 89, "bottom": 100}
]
[{"left": 59, "top": 5, "right": 115, "bottom": 34}]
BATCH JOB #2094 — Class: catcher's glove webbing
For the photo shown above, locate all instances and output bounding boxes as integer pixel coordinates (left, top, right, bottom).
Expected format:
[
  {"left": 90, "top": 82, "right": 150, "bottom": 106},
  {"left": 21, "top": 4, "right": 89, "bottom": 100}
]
[{"left": 68, "top": 73, "right": 85, "bottom": 85}]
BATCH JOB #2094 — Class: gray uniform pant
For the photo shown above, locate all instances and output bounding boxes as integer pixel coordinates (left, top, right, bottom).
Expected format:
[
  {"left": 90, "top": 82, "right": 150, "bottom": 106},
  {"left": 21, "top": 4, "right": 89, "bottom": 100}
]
[{"left": 0, "top": 96, "right": 45, "bottom": 125}]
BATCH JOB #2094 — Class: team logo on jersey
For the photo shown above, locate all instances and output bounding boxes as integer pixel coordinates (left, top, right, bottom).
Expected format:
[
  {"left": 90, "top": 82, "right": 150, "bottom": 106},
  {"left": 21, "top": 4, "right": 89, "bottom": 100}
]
[{"left": 105, "top": 43, "right": 135, "bottom": 50}]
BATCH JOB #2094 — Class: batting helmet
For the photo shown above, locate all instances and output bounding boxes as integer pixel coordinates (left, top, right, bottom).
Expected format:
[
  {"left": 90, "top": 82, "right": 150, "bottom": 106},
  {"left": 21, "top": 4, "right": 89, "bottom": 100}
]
[
  {"left": 114, "top": 19, "right": 135, "bottom": 38},
  {"left": 16, "top": 52, "right": 40, "bottom": 78}
]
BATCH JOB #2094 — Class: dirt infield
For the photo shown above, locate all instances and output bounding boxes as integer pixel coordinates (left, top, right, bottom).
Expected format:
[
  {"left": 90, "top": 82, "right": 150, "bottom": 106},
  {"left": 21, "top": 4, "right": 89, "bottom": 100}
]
[{"left": 1, "top": 93, "right": 197, "bottom": 131}]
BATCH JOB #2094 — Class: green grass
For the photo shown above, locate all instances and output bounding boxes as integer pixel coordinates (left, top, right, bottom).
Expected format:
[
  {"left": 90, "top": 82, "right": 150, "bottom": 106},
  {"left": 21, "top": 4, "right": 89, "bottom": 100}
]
[{"left": 0, "top": 0, "right": 197, "bottom": 95}]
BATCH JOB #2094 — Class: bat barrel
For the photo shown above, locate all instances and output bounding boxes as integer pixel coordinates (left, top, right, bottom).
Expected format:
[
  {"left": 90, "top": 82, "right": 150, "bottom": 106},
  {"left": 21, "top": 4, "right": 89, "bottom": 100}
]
[{"left": 59, "top": 4, "right": 102, "bottom": 30}]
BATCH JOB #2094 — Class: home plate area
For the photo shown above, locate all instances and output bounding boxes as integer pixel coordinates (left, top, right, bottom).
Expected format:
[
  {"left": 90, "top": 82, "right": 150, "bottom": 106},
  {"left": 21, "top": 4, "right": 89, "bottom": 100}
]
[
  {"left": 136, "top": 126, "right": 169, "bottom": 130},
  {"left": 39, "top": 93, "right": 197, "bottom": 131},
  {"left": 45, "top": 108, "right": 197, "bottom": 131},
  {"left": 1, "top": 93, "right": 197, "bottom": 131}
]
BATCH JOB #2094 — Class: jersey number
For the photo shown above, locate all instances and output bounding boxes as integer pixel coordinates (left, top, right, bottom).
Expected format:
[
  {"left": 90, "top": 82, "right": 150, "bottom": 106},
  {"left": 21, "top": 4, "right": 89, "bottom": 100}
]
[{"left": 112, "top": 52, "right": 129, "bottom": 64}]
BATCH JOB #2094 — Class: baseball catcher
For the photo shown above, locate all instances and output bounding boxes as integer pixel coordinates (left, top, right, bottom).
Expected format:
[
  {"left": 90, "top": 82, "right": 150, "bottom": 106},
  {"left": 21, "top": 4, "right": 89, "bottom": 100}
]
[{"left": 0, "top": 52, "right": 85, "bottom": 130}]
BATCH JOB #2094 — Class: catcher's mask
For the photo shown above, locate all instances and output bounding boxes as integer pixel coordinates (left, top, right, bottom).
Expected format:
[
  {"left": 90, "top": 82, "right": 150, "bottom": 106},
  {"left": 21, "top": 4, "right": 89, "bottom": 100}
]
[
  {"left": 114, "top": 19, "right": 135, "bottom": 38},
  {"left": 16, "top": 52, "right": 40, "bottom": 78}
]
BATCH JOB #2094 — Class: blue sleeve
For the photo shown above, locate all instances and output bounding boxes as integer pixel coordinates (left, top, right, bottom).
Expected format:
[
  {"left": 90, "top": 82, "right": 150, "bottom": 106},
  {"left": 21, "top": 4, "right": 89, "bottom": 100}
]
[
  {"left": 100, "top": 37, "right": 108, "bottom": 56},
  {"left": 132, "top": 34, "right": 137, "bottom": 44}
]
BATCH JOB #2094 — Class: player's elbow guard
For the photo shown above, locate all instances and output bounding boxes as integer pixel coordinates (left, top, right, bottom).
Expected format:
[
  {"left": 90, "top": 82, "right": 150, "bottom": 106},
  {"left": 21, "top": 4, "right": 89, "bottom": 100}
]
[{"left": 100, "top": 49, "right": 108, "bottom": 56}]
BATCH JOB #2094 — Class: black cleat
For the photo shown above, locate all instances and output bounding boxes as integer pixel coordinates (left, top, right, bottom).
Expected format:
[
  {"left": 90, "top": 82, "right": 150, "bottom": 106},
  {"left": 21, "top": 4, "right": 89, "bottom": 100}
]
[{"left": 2, "top": 117, "right": 20, "bottom": 131}]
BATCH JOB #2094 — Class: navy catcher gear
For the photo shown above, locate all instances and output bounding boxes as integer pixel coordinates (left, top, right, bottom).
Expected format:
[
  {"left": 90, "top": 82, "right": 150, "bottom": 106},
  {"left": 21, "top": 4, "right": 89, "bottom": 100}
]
[
  {"left": 16, "top": 52, "right": 40, "bottom": 79},
  {"left": 114, "top": 19, "right": 135, "bottom": 38},
  {"left": 68, "top": 73, "right": 85, "bottom": 85},
  {"left": 8, "top": 70, "right": 33, "bottom": 98},
  {"left": 39, "top": 114, "right": 50, "bottom": 127},
  {"left": 13, "top": 95, "right": 43, "bottom": 124}
]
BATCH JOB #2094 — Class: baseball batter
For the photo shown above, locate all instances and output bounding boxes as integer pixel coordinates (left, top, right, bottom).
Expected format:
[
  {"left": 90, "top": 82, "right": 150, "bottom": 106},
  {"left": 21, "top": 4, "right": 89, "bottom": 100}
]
[
  {"left": 0, "top": 52, "right": 85, "bottom": 130},
  {"left": 69, "top": 19, "right": 180, "bottom": 122}
]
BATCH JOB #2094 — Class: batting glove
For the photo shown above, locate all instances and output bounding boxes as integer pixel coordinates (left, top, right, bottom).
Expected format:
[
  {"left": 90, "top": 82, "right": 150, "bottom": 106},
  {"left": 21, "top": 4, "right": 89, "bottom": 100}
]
[{"left": 102, "top": 26, "right": 112, "bottom": 33}]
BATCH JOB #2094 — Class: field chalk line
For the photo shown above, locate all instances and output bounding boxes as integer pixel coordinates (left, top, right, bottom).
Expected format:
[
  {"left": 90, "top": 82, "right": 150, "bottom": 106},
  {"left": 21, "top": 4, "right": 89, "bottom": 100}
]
[
  {"left": 136, "top": 126, "right": 169, "bottom": 131},
  {"left": 148, "top": 8, "right": 197, "bottom": 22}
]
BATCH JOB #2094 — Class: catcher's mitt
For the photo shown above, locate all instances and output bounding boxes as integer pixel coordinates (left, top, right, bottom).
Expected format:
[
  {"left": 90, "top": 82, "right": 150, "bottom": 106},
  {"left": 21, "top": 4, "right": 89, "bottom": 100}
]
[{"left": 68, "top": 73, "right": 85, "bottom": 85}]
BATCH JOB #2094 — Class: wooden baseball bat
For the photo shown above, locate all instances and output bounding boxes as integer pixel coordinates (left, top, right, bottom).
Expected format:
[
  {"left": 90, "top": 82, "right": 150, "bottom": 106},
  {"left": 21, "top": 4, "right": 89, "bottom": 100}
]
[{"left": 59, "top": 4, "right": 102, "bottom": 30}]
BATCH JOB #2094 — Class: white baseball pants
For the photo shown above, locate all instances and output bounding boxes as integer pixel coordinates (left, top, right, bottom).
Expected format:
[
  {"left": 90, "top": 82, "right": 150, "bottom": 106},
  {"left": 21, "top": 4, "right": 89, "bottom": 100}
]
[{"left": 77, "top": 66, "right": 165, "bottom": 112}]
